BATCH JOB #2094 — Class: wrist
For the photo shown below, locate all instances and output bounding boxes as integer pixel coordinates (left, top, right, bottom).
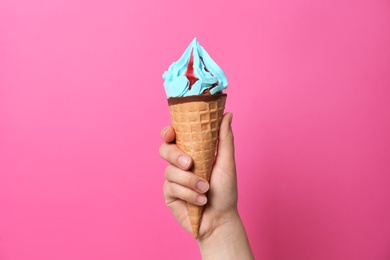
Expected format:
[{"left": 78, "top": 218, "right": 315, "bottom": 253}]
[{"left": 197, "top": 211, "right": 253, "bottom": 260}]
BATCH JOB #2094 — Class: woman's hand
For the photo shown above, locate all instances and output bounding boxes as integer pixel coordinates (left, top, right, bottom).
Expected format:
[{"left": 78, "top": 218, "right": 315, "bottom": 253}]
[{"left": 159, "top": 112, "right": 253, "bottom": 259}]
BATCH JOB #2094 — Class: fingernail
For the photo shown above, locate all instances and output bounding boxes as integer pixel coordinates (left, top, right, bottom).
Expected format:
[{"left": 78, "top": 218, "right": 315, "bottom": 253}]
[
  {"left": 178, "top": 156, "right": 190, "bottom": 168},
  {"left": 197, "top": 181, "right": 209, "bottom": 192},
  {"left": 229, "top": 113, "right": 233, "bottom": 126},
  {"left": 196, "top": 196, "right": 207, "bottom": 205}
]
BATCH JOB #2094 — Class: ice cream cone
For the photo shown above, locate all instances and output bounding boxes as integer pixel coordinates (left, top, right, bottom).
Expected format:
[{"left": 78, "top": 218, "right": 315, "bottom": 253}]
[{"left": 168, "top": 93, "right": 227, "bottom": 239}]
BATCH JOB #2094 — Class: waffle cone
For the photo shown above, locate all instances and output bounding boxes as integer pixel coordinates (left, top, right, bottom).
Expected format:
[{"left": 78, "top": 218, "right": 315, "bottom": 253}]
[{"left": 168, "top": 94, "right": 227, "bottom": 239}]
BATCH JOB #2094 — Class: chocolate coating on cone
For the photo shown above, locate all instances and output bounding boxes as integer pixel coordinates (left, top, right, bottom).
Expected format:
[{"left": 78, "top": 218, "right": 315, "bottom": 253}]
[
  {"left": 168, "top": 94, "right": 227, "bottom": 239},
  {"left": 168, "top": 93, "right": 227, "bottom": 105}
]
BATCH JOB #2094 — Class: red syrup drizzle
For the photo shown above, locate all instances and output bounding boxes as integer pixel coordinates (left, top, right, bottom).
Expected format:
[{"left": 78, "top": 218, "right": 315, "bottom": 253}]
[
  {"left": 185, "top": 49, "right": 219, "bottom": 94},
  {"left": 184, "top": 49, "right": 199, "bottom": 90}
]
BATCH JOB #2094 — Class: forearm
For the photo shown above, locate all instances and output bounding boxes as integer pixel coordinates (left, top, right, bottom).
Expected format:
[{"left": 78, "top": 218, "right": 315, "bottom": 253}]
[{"left": 198, "top": 212, "right": 254, "bottom": 260}]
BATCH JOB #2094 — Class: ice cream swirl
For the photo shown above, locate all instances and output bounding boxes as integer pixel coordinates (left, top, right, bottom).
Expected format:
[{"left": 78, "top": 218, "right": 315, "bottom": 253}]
[{"left": 163, "top": 38, "right": 228, "bottom": 98}]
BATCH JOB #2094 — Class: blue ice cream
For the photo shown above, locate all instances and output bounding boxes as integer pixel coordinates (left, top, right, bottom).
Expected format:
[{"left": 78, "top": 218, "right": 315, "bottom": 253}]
[{"left": 163, "top": 38, "right": 228, "bottom": 98}]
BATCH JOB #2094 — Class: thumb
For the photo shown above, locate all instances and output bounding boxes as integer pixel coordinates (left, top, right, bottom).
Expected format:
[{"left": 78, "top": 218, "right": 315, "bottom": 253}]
[{"left": 214, "top": 112, "right": 235, "bottom": 172}]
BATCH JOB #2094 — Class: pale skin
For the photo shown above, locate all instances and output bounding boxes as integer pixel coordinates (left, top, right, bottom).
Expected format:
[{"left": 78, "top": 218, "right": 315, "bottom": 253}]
[{"left": 159, "top": 112, "right": 254, "bottom": 260}]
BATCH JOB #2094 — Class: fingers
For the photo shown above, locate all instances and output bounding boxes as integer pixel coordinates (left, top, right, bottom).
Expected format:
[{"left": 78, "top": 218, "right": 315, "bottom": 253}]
[
  {"left": 160, "top": 126, "right": 193, "bottom": 170},
  {"left": 159, "top": 142, "right": 193, "bottom": 170},
  {"left": 160, "top": 126, "right": 175, "bottom": 143},
  {"left": 164, "top": 181, "right": 208, "bottom": 206},
  {"left": 164, "top": 166, "right": 209, "bottom": 206},
  {"left": 160, "top": 124, "right": 206, "bottom": 206},
  {"left": 165, "top": 165, "right": 209, "bottom": 193}
]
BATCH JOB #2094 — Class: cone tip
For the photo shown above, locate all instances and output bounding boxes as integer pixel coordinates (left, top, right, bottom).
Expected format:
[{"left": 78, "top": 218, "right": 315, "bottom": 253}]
[
  {"left": 193, "top": 230, "right": 199, "bottom": 239},
  {"left": 191, "top": 223, "right": 200, "bottom": 239}
]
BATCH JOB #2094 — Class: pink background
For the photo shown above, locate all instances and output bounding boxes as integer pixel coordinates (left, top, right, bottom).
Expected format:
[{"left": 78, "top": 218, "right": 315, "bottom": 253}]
[{"left": 1, "top": 0, "right": 390, "bottom": 259}]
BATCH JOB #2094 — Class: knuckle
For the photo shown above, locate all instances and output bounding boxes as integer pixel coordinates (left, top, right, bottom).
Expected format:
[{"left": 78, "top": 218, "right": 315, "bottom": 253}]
[
  {"left": 163, "top": 181, "right": 169, "bottom": 195},
  {"left": 164, "top": 165, "right": 171, "bottom": 179},
  {"left": 167, "top": 181, "right": 176, "bottom": 195},
  {"left": 230, "top": 132, "right": 235, "bottom": 142},
  {"left": 159, "top": 143, "right": 166, "bottom": 159},
  {"left": 223, "top": 131, "right": 234, "bottom": 143},
  {"left": 164, "top": 165, "right": 178, "bottom": 181}
]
